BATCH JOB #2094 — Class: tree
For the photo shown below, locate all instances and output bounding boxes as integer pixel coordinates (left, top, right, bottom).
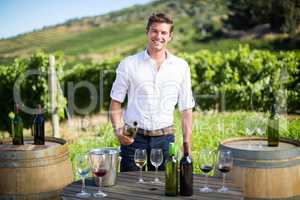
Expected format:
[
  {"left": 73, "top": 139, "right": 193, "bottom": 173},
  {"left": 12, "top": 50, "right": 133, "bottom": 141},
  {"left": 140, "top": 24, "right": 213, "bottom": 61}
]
[
  {"left": 226, "top": 0, "right": 300, "bottom": 33},
  {"left": 270, "top": 0, "right": 300, "bottom": 33}
]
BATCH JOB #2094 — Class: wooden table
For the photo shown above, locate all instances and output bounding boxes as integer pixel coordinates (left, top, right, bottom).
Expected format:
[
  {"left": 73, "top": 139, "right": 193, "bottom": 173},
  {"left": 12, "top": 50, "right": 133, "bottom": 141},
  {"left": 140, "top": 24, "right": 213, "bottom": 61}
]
[{"left": 61, "top": 171, "right": 243, "bottom": 200}]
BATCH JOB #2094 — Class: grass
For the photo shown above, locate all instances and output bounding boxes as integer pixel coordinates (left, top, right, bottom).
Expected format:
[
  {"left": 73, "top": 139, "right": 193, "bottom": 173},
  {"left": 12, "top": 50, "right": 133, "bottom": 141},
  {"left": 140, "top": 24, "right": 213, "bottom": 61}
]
[
  {"left": 1, "top": 111, "right": 297, "bottom": 178},
  {"left": 46, "top": 23, "right": 146, "bottom": 56},
  {"left": 68, "top": 111, "right": 300, "bottom": 177}
]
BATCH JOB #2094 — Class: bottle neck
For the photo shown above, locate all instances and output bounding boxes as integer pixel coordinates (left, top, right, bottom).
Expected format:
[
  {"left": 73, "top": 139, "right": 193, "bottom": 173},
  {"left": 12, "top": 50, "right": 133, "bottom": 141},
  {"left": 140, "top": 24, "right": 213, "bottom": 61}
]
[
  {"left": 270, "top": 103, "right": 278, "bottom": 118},
  {"left": 37, "top": 104, "right": 42, "bottom": 114},
  {"left": 183, "top": 142, "right": 189, "bottom": 156},
  {"left": 15, "top": 104, "right": 20, "bottom": 115}
]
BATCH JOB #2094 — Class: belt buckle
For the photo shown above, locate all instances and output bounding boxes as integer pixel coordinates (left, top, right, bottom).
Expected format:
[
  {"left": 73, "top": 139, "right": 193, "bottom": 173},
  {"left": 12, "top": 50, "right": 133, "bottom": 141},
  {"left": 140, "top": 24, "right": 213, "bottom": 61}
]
[
  {"left": 158, "top": 129, "right": 164, "bottom": 136},
  {"left": 142, "top": 128, "right": 170, "bottom": 137},
  {"left": 151, "top": 129, "right": 163, "bottom": 136}
]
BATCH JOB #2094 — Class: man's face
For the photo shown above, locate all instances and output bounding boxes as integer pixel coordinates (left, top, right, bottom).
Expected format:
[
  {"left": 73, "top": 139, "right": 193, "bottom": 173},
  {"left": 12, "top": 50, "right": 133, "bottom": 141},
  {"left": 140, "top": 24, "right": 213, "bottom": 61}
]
[{"left": 147, "top": 22, "right": 172, "bottom": 52}]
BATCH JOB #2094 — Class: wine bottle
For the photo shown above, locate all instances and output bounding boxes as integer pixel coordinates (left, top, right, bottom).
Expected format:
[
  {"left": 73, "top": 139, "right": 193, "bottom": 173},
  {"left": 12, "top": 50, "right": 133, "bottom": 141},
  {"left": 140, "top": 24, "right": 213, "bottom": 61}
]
[
  {"left": 165, "top": 143, "right": 178, "bottom": 196},
  {"left": 33, "top": 105, "right": 45, "bottom": 145},
  {"left": 123, "top": 121, "right": 138, "bottom": 138},
  {"left": 12, "top": 104, "right": 24, "bottom": 145},
  {"left": 180, "top": 142, "right": 193, "bottom": 196},
  {"left": 267, "top": 102, "right": 279, "bottom": 147}
]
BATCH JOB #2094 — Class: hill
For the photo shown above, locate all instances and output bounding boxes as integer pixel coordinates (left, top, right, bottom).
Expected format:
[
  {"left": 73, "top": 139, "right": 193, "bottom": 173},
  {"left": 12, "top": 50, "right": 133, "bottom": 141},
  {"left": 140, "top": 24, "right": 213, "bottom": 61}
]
[
  {"left": 0, "top": 0, "right": 299, "bottom": 67},
  {"left": 0, "top": 0, "right": 228, "bottom": 66}
]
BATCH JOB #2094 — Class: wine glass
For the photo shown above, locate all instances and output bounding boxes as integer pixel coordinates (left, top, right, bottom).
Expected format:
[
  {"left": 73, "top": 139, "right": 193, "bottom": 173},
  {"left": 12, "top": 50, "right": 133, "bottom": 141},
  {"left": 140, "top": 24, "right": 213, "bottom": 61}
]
[
  {"left": 217, "top": 150, "right": 233, "bottom": 193},
  {"left": 75, "top": 153, "right": 91, "bottom": 197},
  {"left": 199, "top": 149, "right": 216, "bottom": 193},
  {"left": 254, "top": 116, "right": 267, "bottom": 148},
  {"left": 150, "top": 148, "right": 163, "bottom": 184},
  {"left": 89, "top": 153, "right": 109, "bottom": 198},
  {"left": 255, "top": 126, "right": 266, "bottom": 148},
  {"left": 245, "top": 117, "right": 256, "bottom": 149},
  {"left": 134, "top": 149, "right": 147, "bottom": 183}
]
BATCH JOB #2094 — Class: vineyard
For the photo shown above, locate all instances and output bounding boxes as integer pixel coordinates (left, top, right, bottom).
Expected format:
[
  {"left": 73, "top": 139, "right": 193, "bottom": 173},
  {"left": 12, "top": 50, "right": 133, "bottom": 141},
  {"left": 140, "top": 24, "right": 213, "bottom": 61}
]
[{"left": 0, "top": 45, "right": 299, "bottom": 131}]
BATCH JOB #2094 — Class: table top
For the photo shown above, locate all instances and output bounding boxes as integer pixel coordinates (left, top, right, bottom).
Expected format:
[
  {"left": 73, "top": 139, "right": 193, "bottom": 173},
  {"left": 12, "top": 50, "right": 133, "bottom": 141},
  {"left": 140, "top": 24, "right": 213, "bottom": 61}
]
[{"left": 61, "top": 171, "right": 243, "bottom": 200}]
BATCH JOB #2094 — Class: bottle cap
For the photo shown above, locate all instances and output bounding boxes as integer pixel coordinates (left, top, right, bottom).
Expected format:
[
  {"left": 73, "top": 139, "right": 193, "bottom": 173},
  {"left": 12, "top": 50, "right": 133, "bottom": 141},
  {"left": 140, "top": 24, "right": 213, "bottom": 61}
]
[{"left": 169, "top": 142, "right": 177, "bottom": 156}]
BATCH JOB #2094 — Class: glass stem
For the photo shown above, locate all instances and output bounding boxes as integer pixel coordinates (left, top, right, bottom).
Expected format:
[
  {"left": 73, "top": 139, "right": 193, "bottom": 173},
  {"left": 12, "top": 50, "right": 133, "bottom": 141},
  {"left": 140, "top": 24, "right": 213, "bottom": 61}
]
[
  {"left": 98, "top": 177, "right": 102, "bottom": 193},
  {"left": 139, "top": 167, "right": 143, "bottom": 181},
  {"left": 222, "top": 173, "right": 226, "bottom": 188},
  {"left": 81, "top": 177, "right": 85, "bottom": 192},
  {"left": 205, "top": 173, "right": 208, "bottom": 188},
  {"left": 155, "top": 166, "right": 158, "bottom": 181}
]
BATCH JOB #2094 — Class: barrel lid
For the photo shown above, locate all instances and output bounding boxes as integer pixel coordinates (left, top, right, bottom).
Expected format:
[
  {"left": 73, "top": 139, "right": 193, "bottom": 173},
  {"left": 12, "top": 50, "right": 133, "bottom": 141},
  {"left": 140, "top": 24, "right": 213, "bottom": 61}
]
[
  {"left": 220, "top": 137, "right": 300, "bottom": 160},
  {"left": 0, "top": 137, "right": 69, "bottom": 168},
  {"left": 0, "top": 141, "right": 60, "bottom": 151},
  {"left": 224, "top": 138, "right": 296, "bottom": 151},
  {"left": 0, "top": 137, "right": 67, "bottom": 161}
]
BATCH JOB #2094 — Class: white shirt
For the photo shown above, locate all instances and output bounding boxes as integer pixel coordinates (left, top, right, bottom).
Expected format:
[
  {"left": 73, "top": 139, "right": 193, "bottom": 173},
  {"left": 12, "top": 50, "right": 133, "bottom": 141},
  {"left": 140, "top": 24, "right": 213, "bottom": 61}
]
[{"left": 110, "top": 50, "right": 195, "bottom": 130}]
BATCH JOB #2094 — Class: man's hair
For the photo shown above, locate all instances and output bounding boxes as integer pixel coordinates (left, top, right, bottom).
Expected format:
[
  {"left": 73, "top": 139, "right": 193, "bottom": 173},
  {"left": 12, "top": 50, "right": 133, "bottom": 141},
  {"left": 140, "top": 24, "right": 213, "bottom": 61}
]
[{"left": 146, "top": 13, "right": 174, "bottom": 33}]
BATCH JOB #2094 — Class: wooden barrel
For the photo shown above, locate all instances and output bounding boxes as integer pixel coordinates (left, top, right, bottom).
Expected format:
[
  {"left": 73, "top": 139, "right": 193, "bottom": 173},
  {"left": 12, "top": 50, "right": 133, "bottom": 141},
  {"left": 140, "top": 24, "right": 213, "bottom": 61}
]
[
  {"left": 0, "top": 137, "right": 74, "bottom": 200},
  {"left": 220, "top": 137, "right": 300, "bottom": 199}
]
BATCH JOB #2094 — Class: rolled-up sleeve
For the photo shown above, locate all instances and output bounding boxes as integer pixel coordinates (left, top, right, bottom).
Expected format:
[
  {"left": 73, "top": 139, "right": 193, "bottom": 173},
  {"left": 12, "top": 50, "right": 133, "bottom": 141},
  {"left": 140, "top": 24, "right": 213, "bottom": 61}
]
[
  {"left": 178, "top": 63, "right": 195, "bottom": 111},
  {"left": 110, "top": 60, "right": 129, "bottom": 103}
]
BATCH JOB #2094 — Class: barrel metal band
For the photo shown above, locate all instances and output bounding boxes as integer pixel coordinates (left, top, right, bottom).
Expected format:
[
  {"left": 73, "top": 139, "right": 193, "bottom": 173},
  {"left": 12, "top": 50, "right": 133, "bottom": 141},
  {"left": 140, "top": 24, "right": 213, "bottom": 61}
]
[
  {"left": 234, "top": 157, "right": 300, "bottom": 168},
  {"left": 244, "top": 194, "right": 300, "bottom": 200},
  {"left": 0, "top": 151, "right": 69, "bottom": 168}
]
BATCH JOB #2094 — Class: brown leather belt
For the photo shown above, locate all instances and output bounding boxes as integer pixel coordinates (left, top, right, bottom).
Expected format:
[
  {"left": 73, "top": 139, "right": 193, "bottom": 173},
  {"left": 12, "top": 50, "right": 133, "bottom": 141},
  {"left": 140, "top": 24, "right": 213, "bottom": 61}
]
[{"left": 137, "top": 126, "right": 174, "bottom": 137}]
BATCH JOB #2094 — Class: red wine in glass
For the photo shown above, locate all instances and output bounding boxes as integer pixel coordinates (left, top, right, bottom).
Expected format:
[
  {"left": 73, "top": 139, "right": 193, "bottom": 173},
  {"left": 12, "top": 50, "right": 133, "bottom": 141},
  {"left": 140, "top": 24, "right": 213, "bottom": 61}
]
[
  {"left": 200, "top": 165, "right": 213, "bottom": 173},
  {"left": 217, "top": 150, "right": 233, "bottom": 193},
  {"left": 94, "top": 169, "right": 107, "bottom": 177},
  {"left": 218, "top": 166, "right": 231, "bottom": 173}
]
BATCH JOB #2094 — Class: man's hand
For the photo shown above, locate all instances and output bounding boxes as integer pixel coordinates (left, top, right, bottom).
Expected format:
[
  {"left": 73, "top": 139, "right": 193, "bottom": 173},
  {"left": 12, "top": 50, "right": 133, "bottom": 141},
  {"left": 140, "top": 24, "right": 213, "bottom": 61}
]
[
  {"left": 114, "top": 127, "right": 134, "bottom": 145},
  {"left": 110, "top": 99, "right": 134, "bottom": 145}
]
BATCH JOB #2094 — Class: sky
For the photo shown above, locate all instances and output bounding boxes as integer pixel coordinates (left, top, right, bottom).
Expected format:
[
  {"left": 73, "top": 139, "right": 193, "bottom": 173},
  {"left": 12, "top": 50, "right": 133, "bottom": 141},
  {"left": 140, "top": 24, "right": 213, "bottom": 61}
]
[{"left": 0, "top": 0, "right": 153, "bottom": 39}]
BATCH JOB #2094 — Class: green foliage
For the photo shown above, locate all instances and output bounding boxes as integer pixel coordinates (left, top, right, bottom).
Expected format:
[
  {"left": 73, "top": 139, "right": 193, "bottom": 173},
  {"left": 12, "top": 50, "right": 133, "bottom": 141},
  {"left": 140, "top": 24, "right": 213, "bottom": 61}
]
[
  {"left": 22, "top": 51, "right": 66, "bottom": 118},
  {"left": 0, "top": 51, "right": 66, "bottom": 129},
  {"left": 63, "top": 57, "right": 121, "bottom": 115},
  {"left": 180, "top": 45, "right": 300, "bottom": 113},
  {"left": 0, "top": 46, "right": 299, "bottom": 131}
]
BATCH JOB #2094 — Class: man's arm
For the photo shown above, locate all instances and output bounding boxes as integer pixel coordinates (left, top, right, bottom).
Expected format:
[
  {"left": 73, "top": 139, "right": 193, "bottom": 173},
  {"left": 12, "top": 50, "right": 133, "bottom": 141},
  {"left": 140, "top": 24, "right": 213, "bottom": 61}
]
[
  {"left": 181, "top": 108, "right": 193, "bottom": 153},
  {"left": 109, "top": 99, "right": 133, "bottom": 145}
]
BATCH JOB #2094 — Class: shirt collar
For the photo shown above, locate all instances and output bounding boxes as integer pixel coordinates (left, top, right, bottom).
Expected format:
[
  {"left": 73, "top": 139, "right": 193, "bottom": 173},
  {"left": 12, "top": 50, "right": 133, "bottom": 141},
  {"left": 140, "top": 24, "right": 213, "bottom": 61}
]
[{"left": 143, "top": 49, "right": 173, "bottom": 63}]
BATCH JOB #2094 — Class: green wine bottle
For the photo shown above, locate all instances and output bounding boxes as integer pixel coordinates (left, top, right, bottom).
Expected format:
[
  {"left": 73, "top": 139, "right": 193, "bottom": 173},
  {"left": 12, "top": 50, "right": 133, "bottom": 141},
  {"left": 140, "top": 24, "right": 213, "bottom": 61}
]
[
  {"left": 12, "top": 104, "right": 24, "bottom": 145},
  {"left": 267, "top": 103, "right": 279, "bottom": 147},
  {"left": 165, "top": 143, "right": 178, "bottom": 196}
]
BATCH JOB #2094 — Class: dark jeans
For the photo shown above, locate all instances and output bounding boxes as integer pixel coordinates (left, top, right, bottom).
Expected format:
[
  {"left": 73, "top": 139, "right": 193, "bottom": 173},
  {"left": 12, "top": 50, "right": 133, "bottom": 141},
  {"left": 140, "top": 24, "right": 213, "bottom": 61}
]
[{"left": 120, "top": 130, "right": 175, "bottom": 172}]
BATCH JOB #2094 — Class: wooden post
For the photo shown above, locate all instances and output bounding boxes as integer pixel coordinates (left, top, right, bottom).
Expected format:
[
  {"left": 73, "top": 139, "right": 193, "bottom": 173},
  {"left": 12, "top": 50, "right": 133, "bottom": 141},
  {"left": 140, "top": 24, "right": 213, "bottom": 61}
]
[{"left": 49, "top": 55, "right": 60, "bottom": 138}]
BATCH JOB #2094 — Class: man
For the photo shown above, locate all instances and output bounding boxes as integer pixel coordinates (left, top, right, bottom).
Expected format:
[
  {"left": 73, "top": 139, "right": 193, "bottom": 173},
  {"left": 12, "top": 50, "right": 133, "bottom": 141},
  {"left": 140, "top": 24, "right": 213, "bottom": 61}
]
[{"left": 109, "top": 13, "right": 194, "bottom": 172}]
